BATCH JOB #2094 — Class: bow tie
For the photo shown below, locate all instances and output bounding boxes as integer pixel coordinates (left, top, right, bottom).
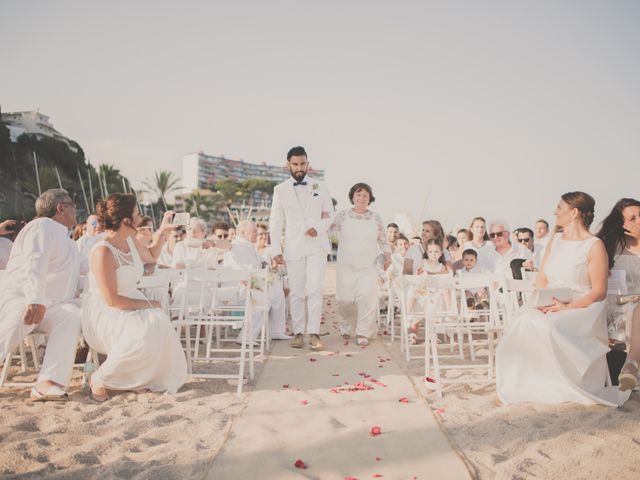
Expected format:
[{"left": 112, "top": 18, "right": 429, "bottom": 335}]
[{"left": 293, "top": 181, "right": 307, "bottom": 187}]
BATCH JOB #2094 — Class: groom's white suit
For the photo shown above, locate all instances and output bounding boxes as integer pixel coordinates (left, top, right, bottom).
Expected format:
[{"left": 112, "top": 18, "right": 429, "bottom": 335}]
[{"left": 270, "top": 176, "right": 334, "bottom": 335}]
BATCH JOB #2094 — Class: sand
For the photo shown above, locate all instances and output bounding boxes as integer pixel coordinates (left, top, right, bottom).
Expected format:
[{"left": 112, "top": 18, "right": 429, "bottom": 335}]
[{"left": 1, "top": 264, "right": 639, "bottom": 479}]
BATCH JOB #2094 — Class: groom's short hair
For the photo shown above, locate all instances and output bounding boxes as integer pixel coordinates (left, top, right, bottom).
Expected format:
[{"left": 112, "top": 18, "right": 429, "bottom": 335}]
[{"left": 287, "top": 146, "right": 307, "bottom": 161}]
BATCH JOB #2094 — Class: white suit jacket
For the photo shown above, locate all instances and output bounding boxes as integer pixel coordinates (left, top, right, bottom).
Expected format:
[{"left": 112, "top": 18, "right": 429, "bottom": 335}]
[{"left": 269, "top": 176, "right": 334, "bottom": 261}]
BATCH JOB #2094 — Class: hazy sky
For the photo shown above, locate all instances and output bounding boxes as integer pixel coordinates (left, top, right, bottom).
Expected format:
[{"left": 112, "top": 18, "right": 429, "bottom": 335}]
[{"left": 2, "top": 1, "right": 639, "bottom": 232}]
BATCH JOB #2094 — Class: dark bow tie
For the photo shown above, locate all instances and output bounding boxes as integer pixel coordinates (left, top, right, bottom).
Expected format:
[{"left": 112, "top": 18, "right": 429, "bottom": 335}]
[{"left": 293, "top": 181, "right": 307, "bottom": 186}]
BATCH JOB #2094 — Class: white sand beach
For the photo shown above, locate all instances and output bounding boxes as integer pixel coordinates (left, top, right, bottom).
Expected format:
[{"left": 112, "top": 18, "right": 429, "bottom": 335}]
[{"left": 1, "top": 265, "right": 639, "bottom": 479}]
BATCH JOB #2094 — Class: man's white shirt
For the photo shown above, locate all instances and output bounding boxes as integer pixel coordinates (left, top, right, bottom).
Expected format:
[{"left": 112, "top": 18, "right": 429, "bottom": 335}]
[{"left": 494, "top": 242, "right": 533, "bottom": 278}]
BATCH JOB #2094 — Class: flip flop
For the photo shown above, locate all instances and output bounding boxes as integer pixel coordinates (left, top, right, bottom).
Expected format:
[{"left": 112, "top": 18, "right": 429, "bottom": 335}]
[{"left": 30, "top": 385, "right": 68, "bottom": 402}]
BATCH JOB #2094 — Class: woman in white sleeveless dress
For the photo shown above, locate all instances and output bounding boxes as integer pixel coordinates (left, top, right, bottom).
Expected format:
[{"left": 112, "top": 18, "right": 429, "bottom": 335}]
[
  {"left": 330, "top": 183, "right": 390, "bottom": 346},
  {"left": 82, "top": 193, "right": 187, "bottom": 401},
  {"left": 597, "top": 198, "right": 640, "bottom": 390},
  {"left": 496, "top": 192, "right": 629, "bottom": 406}
]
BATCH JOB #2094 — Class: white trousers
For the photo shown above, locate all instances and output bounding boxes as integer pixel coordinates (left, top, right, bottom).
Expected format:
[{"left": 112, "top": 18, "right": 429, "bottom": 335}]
[
  {"left": 269, "top": 278, "right": 287, "bottom": 336},
  {"left": 336, "top": 266, "right": 379, "bottom": 339},
  {"left": 286, "top": 253, "right": 327, "bottom": 335},
  {"left": 0, "top": 298, "right": 81, "bottom": 387}
]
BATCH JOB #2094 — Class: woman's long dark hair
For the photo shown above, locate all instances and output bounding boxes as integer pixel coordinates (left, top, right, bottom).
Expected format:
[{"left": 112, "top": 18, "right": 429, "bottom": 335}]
[{"left": 596, "top": 198, "right": 640, "bottom": 269}]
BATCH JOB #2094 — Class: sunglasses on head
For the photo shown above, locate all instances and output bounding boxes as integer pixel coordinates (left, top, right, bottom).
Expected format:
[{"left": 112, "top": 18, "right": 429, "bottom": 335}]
[{"left": 489, "top": 231, "right": 507, "bottom": 239}]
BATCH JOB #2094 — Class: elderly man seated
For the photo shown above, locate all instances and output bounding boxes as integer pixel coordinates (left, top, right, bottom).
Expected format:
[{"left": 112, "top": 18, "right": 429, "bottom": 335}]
[
  {"left": 224, "top": 220, "right": 286, "bottom": 343},
  {"left": 0, "top": 189, "right": 82, "bottom": 401},
  {"left": 488, "top": 220, "right": 533, "bottom": 279}
]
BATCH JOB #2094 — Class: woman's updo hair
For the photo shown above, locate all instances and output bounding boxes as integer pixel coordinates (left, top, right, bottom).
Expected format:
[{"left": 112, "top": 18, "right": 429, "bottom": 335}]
[
  {"left": 561, "top": 191, "right": 596, "bottom": 228},
  {"left": 95, "top": 193, "right": 137, "bottom": 231},
  {"left": 348, "top": 182, "right": 375, "bottom": 205}
]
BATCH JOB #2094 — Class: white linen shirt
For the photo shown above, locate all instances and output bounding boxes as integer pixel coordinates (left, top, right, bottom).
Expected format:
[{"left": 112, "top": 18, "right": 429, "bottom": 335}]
[
  {"left": 225, "top": 237, "right": 263, "bottom": 269},
  {"left": 0, "top": 217, "right": 80, "bottom": 306},
  {"left": 494, "top": 242, "right": 533, "bottom": 278},
  {"left": 0, "top": 237, "right": 12, "bottom": 269}
]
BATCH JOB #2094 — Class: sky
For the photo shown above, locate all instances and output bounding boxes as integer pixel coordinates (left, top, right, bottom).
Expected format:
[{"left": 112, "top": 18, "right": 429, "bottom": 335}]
[{"left": 2, "top": 0, "right": 639, "bottom": 233}]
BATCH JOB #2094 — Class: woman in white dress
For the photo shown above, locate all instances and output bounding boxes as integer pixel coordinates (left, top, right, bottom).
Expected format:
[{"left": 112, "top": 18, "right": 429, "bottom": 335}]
[
  {"left": 496, "top": 192, "right": 629, "bottom": 406},
  {"left": 330, "top": 183, "right": 391, "bottom": 346},
  {"left": 82, "top": 193, "right": 187, "bottom": 402},
  {"left": 463, "top": 216, "right": 497, "bottom": 272},
  {"left": 597, "top": 197, "right": 640, "bottom": 390}
]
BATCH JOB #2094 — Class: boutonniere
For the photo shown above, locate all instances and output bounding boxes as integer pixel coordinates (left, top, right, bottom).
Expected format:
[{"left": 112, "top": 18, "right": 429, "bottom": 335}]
[{"left": 312, "top": 183, "right": 319, "bottom": 191}]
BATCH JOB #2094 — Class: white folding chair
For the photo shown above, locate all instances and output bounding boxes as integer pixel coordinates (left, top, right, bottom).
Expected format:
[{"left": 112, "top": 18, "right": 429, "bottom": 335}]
[
  {"left": 137, "top": 270, "right": 171, "bottom": 313},
  {"left": 173, "top": 268, "right": 254, "bottom": 395},
  {"left": 501, "top": 277, "right": 535, "bottom": 330},
  {"left": 1, "top": 334, "right": 44, "bottom": 388}
]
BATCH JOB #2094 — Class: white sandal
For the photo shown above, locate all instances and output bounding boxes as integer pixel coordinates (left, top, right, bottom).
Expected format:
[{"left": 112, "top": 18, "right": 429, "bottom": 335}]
[
  {"left": 30, "top": 385, "right": 68, "bottom": 402},
  {"left": 618, "top": 359, "right": 639, "bottom": 392},
  {"left": 356, "top": 336, "right": 369, "bottom": 346}
]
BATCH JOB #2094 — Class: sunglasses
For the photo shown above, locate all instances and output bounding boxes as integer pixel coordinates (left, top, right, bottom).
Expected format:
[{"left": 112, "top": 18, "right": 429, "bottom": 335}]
[
  {"left": 216, "top": 233, "right": 229, "bottom": 239},
  {"left": 489, "top": 231, "right": 507, "bottom": 239},
  {"left": 517, "top": 237, "right": 532, "bottom": 243}
]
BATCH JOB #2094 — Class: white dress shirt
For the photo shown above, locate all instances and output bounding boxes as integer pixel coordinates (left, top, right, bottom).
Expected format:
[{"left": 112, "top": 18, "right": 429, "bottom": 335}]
[
  {"left": 0, "top": 217, "right": 80, "bottom": 306},
  {"left": 0, "top": 237, "right": 12, "bottom": 269},
  {"left": 463, "top": 241, "right": 498, "bottom": 272},
  {"left": 225, "top": 237, "right": 264, "bottom": 269},
  {"left": 172, "top": 239, "right": 219, "bottom": 268},
  {"left": 494, "top": 242, "right": 533, "bottom": 278}
]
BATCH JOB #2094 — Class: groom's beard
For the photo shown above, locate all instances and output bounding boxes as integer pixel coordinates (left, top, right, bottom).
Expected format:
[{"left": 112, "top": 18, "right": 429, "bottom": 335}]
[{"left": 290, "top": 170, "right": 306, "bottom": 182}]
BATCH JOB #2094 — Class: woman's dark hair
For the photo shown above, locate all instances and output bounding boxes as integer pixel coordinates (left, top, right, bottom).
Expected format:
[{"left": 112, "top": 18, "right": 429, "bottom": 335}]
[
  {"left": 469, "top": 216, "right": 490, "bottom": 241},
  {"left": 425, "top": 238, "right": 446, "bottom": 265},
  {"left": 561, "top": 191, "right": 596, "bottom": 229},
  {"left": 446, "top": 234, "right": 458, "bottom": 250},
  {"left": 596, "top": 198, "right": 640, "bottom": 269},
  {"left": 95, "top": 193, "right": 137, "bottom": 231},
  {"left": 348, "top": 182, "right": 375, "bottom": 204}
]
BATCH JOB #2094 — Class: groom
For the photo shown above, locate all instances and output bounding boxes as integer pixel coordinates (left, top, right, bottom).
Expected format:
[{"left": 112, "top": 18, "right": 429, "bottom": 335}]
[{"left": 270, "top": 146, "right": 334, "bottom": 350}]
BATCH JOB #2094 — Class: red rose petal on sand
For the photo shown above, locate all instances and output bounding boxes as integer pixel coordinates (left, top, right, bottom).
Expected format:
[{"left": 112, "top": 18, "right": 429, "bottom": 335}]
[
  {"left": 373, "top": 475, "right": 383, "bottom": 478},
  {"left": 345, "top": 354, "right": 352, "bottom": 357},
  {"left": 310, "top": 358, "right": 317, "bottom": 362},
  {"left": 436, "top": 408, "right": 445, "bottom": 415},
  {"left": 300, "top": 400, "right": 309, "bottom": 405},
  {"left": 332, "top": 373, "right": 340, "bottom": 376},
  {"left": 282, "top": 384, "right": 289, "bottom": 388},
  {"left": 399, "top": 397, "right": 409, "bottom": 403},
  {"left": 344, "top": 341, "right": 350, "bottom": 346},
  {"left": 370, "top": 426, "right": 382, "bottom": 436},
  {"left": 425, "top": 377, "right": 435, "bottom": 383},
  {"left": 375, "top": 457, "right": 382, "bottom": 461},
  {"left": 345, "top": 477, "right": 358, "bottom": 480},
  {"left": 294, "top": 459, "right": 306, "bottom": 469}
]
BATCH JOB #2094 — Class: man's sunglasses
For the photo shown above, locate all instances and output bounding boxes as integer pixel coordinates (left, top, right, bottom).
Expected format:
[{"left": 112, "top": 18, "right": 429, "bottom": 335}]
[
  {"left": 489, "top": 231, "right": 507, "bottom": 239},
  {"left": 517, "top": 237, "right": 532, "bottom": 243}
]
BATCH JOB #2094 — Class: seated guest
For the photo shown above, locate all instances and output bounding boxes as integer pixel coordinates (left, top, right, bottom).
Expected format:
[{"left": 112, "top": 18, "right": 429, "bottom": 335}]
[
  {"left": 212, "top": 222, "right": 230, "bottom": 240},
  {"left": 515, "top": 226, "right": 542, "bottom": 269},
  {"left": 224, "top": 220, "right": 272, "bottom": 343},
  {"left": 406, "top": 219, "right": 449, "bottom": 270},
  {"left": 390, "top": 235, "right": 414, "bottom": 276},
  {"left": 596, "top": 197, "right": 640, "bottom": 390},
  {"left": 534, "top": 218, "right": 551, "bottom": 250},
  {"left": 446, "top": 234, "right": 462, "bottom": 262},
  {"left": 157, "top": 226, "right": 185, "bottom": 267},
  {"left": 386, "top": 222, "right": 400, "bottom": 251},
  {"left": 0, "top": 189, "right": 82, "bottom": 401},
  {"left": 497, "top": 191, "right": 628, "bottom": 406},
  {"left": 463, "top": 216, "right": 497, "bottom": 272},
  {"left": 0, "top": 219, "right": 17, "bottom": 269},
  {"left": 228, "top": 226, "right": 237, "bottom": 241},
  {"left": 489, "top": 220, "right": 532, "bottom": 278},
  {"left": 456, "top": 228, "right": 472, "bottom": 247},
  {"left": 82, "top": 193, "right": 187, "bottom": 402},
  {"left": 255, "top": 223, "right": 290, "bottom": 340},
  {"left": 135, "top": 216, "right": 154, "bottom": 246},
  {"left": 76, "top": 213, "right": 105, "bottom": 259},
  {"left": 172, "top": 218, "right": 222, "bottom": 269},
  {"left": 457, "top": 249, "right": 489, "bottom": 309},
  {"left": 419, "top": 240, "right": 451, "bottom": 275}
]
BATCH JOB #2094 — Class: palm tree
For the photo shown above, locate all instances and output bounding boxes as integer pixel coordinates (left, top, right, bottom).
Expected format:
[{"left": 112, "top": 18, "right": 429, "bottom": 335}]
[
  {"left": 143, "top": 170, "right": 182, "bottom": 210},
  {"left": 183, "top": 189, "right": 222, "bottom": 223}
]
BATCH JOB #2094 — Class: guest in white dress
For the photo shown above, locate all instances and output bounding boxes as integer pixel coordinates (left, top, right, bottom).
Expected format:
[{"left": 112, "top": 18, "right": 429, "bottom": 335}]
[
  {"left": 82, "top": 193, "right": 187, "bottom": 402},
  {"left": 0, "top": 189, "right": 82, "bottom": 401},
  {"left": 463, "top": 216, "right": 497, "bottom": 272},
  {"left": 157, "top": 227, "right": 185, "bottom": 267},
  {"left": 496, "top": 192, "right": 629, "bottom": 406},
  {"left": 596, "top": 197, "right": 640, "bottom": 390},
  {"left": 330, "top": 183, "right": 391, "bottom": 346}
]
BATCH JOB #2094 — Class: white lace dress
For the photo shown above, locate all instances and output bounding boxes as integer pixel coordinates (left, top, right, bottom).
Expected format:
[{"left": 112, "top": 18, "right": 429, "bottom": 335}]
[
  {"left": 330, "top": 209, "right": 390, "bottom": 339},
  {"left": 496, "top": 234, "right": 630, "bottom": 406},
  {"left": 82, "top": 237, "right": 187, "bottom": 393}
]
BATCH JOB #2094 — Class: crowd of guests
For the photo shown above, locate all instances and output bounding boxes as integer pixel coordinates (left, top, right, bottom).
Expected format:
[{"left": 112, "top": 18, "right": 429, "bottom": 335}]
[{"left": 0, "top": 187, "right": 639, "bottom": 405}]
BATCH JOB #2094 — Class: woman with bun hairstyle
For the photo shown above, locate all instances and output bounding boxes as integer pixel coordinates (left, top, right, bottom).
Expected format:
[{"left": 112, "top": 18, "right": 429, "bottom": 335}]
[
  {"left": 496, "top": 192, "right": 629, "bottom": 406},
  {"left": 82, "top": 193, "right": 187, "bottom": 402}
]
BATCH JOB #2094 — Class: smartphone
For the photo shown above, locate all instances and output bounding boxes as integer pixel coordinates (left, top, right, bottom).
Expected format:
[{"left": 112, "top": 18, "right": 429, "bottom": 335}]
[{"left": 172, "top": 212, "right": 190, "bottom": 226}]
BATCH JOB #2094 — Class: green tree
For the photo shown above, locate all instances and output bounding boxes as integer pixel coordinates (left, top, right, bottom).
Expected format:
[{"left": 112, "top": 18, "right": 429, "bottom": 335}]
[
  {"left": 183, "top": 189, "right": 222, "bottom": 222},
  {"left": 143, "top": 170, "right": 182, "bottom": 210}
]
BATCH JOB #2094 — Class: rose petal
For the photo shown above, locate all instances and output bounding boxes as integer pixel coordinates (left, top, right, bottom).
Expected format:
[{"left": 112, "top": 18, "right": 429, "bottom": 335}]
[
  {"left": 282, "top": 384, "right": 289, "bottom": 389},
  {"left": 332, "top": 373, "right": 340, "bottom": 376},
  {"left": 436, "top": 408, "right": 445, "bottom": 415},
  {"left": 425, "top": 377, "right": 435, "bottom": 383},
  {"left": 370, "top": 426, "right": 382, "bottom": 436},
  {"left": 375, "top": 457, "right": 382, "bottom": 461},
  {"left": 294, "top": 459, "right": 306, "bottom": 469},
  {"left": 373, "top": 475, "right": 383, "bottom": 478},
  {"left": 310, "top": 358, "right": 317, "bottom": 362},
  {"left": 300, "top": 400, "right": 309, "bottom": 405},
  {"left": 345, "top": 477, "right": 358, "bottom": 480},
  {"left": 399, "top": 397, "right": 409, "bottom": 403}
]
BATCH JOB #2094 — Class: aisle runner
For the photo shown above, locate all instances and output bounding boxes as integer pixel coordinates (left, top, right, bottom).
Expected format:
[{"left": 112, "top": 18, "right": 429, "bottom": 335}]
[{"left": 207, "top": 299, "right": 470, "bottom": 480}]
